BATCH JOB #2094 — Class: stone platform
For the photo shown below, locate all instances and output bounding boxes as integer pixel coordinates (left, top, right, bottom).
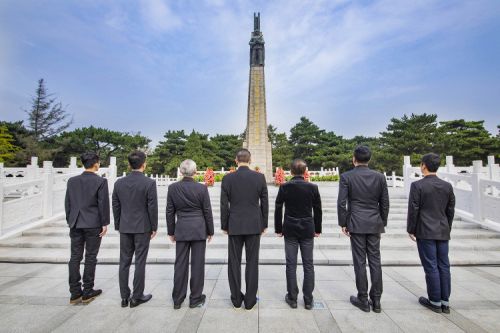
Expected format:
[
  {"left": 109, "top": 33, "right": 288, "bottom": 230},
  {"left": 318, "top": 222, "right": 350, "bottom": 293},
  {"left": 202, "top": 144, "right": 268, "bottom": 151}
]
[
  {"left": 0, "top": 183, "right": 500, "bottom": 265},
  {"left": 1, "top": 263, "right": 500, "bottom": 332}
]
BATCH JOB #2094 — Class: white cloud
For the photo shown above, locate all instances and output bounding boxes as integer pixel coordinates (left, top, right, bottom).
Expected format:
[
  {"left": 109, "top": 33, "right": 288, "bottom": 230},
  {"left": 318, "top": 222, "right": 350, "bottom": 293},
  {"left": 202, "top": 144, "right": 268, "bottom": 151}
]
[{"left": 140, "top": 0, "right": 182, "bottom": 32}]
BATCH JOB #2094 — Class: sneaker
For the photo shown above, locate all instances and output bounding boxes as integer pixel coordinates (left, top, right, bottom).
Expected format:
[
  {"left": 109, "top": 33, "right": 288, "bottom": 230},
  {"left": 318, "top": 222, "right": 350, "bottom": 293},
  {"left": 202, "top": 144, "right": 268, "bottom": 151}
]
[
  {"left": 69, "top": 294, "right": 82, "bottom": 305},
  {"left": 418, "top": 297, "right": 442, "bottom": 313},
  {"left": 82, "top": 289, "right": 102, "bottom": 304},
  {"left": 441, "top": 305, "right": 450, "bottom": 314}
]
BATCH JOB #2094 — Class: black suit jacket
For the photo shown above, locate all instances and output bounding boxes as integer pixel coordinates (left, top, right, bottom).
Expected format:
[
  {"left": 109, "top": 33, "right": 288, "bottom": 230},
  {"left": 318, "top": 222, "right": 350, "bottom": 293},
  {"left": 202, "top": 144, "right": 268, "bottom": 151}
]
[
  {"left": 166, "top": 177, "right": 215, "bottom": 241},
  {"left": 407, "top": 175, "right": 455, "bottom": 240},
  {"left": 112, "top": 171, "right": 158, "bottom": 233},
  {"left": 275, "top": 176, "right": 322, "bottom": 238},
  {"left": 65, "top": 171, "right": 110, "bottom": 229},
  {"left": 220, "top": 166, "right": 268, "bottom": 235},
  {"left": 337, "top": 166, "right": 390, "bottom": 234}
]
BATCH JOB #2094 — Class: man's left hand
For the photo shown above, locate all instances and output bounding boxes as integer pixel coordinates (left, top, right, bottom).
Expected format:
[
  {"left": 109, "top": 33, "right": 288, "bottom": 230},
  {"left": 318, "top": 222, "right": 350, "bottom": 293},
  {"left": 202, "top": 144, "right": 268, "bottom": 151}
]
[
  {"left": 409, "top": 234, "right": 416, "bottom": 242},
  {"left": 99, "top": 226, "right": 107, "bottom": 237}
]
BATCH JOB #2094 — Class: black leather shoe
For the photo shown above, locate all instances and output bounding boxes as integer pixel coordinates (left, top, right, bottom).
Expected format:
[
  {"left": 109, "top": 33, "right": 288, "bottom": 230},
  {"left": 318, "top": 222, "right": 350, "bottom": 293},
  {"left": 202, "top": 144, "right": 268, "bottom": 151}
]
[
  {"left": 82, "top": 289, "right": 102, "bottom": 304},
  {"left": 130, "top": 294, "right": 152, "bottom": 308},
  {"left": 419, "top": 297, "right": 442, "bottom": 313},
  {"left": 285, "top": 295, "right": 297, "bottom": 309},
  {"left": 304, "top": 302, "right": 314, "bottom": 310},
  {"left": 350, "top": 296, "right": 370, "bottom": 312},
  {"left": 69, "top": 294, "right": 82, "bottom": 305},
  {"left": 174, "top": 303, "right": 182, "bottom": 310},
  {"left": 370, "top": 299, "right": 381, "bottom": 313},
  {"left": 441, "top": 305, "right": 450, "bottom": 314},
  {"left": 121, "top": 298, "right": 129, "bottom": 308},
  {"left": 189, "top": 294, "right": 206, "bottom": 308}
]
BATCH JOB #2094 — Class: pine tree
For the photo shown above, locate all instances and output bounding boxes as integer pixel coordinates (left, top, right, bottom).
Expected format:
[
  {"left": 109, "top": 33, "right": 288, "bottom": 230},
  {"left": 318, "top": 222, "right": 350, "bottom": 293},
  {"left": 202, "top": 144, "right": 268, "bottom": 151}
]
[
  {"left": 25, "top": 78, "right": 72, "bottom": 141},
  {"left": 0, "top": 125, "right": 20, "bottom": 163}
]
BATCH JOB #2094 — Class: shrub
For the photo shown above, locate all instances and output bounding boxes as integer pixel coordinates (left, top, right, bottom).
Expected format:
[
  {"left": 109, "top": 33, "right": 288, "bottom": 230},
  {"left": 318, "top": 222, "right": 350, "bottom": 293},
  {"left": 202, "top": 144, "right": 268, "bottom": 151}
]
[
  {"left": 275, "top": 168, "right": 286, "bottom": 186},
  {"left": 204, "top": 168, "right": 215, "bottom": 186}
]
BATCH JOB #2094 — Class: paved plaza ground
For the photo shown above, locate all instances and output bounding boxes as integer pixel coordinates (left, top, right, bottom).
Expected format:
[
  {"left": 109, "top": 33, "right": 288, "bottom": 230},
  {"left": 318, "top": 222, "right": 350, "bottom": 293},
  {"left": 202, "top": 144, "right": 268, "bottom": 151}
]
[{"left": 1, "top": 263, "right": 500, "bottom": 332}]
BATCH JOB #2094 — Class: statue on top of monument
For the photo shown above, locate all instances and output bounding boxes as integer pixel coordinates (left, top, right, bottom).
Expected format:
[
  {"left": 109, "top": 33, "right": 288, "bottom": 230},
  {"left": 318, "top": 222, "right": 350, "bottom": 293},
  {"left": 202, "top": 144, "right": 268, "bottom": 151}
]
[{"left": 249, "top": 12, "right": 265, "bottom": 66}]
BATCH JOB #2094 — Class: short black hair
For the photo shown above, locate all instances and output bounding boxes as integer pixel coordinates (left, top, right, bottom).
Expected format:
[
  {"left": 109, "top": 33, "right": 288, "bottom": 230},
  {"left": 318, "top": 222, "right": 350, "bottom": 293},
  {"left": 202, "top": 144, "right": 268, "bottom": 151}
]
[
  {"left": 236, "top": 148, "right": 251, "bottom": 163},
  {"left": 81, "top": 152, "right": 99, "bottom": 169},
  {"left": 291, "top": 159, "right": 307, "bottom": 176},
  {"left": 354, "top": 145, "right": 371, "bottom": 163},
  {"left": 128, "top": 150, "right": 146, "bottom": 170},
  {"left": 421, "top": 153, "right": 440, "bottom": 172}
]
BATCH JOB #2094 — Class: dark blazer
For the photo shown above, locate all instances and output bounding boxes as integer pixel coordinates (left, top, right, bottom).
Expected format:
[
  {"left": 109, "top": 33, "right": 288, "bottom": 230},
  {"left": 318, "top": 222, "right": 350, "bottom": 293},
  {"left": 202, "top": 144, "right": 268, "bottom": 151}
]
[
  {"left": 112, "top": 171, "right": 158, "bottom": 233},
  {"left": 337, "top": 166, "right": 390, "bottom": 234},
  {"left": 275, "top": 176, "right": 322, "bottom": 238},
  {"left": 407, "top": 175, "right": 455, "bottom": 240},
  {"left": 166, "top": 177, "right": 215, "bottom": 241},
  {"left": 65, "top": 171, "right": 110, "bottom": 229},
  {"left": 220, "top": 166, "right": 268, "bottom": 235}
]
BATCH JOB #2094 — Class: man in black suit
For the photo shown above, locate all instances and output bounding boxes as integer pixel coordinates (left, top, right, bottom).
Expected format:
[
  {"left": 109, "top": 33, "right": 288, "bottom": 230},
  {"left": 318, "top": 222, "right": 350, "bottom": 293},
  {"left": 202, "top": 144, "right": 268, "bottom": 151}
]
[
  {"left": 221, "top": 148, "right": 268, "bottom": 310},
  {"left": 65, "top": 152, "right": 110, "bottom": 305},
  {"left": 167, "top": 159, "right": 214, "bottom": 310},
  {"left": 275, "top": 159, "right": 322, "bottom": 310},
  {"left": 338, "top": 145, "right": 389, "bottom": 313},
  {"left": 407, "top": 153, "right": 455, "bottom": 314},
  {"left": 112, "top": 151, "right": 158, "bottom": 308}
]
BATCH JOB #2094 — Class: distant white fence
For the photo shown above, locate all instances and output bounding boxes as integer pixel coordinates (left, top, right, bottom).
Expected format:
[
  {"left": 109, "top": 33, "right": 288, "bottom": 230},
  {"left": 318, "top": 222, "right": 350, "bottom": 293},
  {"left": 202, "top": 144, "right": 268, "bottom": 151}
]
[{"left": 402, "top": 155, "right": 500, "bottom": 231}]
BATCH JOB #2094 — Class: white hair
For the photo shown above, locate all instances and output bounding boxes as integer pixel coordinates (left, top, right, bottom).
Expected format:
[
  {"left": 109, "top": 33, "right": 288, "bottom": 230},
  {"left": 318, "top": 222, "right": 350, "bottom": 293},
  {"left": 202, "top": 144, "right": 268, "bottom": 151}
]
[{"left": 180, "top": 159, "right": 197, "bottom": 177}]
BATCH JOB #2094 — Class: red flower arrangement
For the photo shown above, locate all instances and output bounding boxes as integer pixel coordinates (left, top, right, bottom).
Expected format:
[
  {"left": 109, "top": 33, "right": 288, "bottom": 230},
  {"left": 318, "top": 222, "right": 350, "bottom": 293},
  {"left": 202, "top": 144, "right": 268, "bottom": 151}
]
[
  {"left": 303, "top": 169, "right": 310, "bottom": 182},
  {"left": 204, "top": 168, "right": 215, "bottom": 187},
  {"left": 275, "top": 167, "right": 286, "bottom": 186}
]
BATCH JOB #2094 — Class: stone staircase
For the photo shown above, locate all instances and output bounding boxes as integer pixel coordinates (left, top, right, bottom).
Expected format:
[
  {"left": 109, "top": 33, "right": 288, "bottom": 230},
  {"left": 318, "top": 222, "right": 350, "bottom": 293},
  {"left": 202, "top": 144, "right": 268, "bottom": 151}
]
[{"left": 1, "top": 183, "right": 500, "bottom": 265}]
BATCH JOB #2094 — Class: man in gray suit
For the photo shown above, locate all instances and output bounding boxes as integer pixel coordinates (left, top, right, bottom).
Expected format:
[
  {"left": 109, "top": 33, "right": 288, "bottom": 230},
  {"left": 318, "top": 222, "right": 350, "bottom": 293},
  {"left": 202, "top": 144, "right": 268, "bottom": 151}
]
[
  {"left": 338, "top": 146, "right": 389, "bottom": 313},
  {"left": 113, "top": 151, "right": 158, "bottom": 308},
  {"left": 167, "top": 159, "right": 214, "bottom": 309},
  {"left": 65, "top": 152, "right": 109, "bottom": 305}
]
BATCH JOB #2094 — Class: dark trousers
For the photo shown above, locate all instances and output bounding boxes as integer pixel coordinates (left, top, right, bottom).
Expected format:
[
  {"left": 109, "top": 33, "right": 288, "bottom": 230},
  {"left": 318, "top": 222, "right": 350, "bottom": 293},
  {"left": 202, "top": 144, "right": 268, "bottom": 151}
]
[
  {"left": 417, "top": 239, "right": 451, "bottom": 304},
  {"left": 172, "top": 240, "right": 206, "bottom": 305},
  {"left": 350, "top": 233, "right": 383, "bottom": 301},
  {"left": 285, "top": 236, "right": 314, "bottom": 304},
  {"left": 228, "top": 234, "right": 260, "bottom": 308},
  {"left": 68, "top": 227, "right": 102, "bottom": 296},
  {"left": 119, "top": 232, "right": 151, "bottom": 300}
]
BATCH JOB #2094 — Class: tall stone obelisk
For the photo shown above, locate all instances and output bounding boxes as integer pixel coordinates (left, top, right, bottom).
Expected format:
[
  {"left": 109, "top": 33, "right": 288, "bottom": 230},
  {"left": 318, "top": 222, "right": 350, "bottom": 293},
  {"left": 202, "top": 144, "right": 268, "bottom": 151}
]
[{"left": 243, "top": 12, "right": 273, "bottom": 182}]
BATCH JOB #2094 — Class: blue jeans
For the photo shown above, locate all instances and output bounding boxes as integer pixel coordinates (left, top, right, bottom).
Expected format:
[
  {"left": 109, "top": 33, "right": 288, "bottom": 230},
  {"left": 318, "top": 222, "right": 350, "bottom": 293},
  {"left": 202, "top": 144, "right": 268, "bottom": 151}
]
[{"left": 417, "top": 239, "right": 451, "bottom": 305}]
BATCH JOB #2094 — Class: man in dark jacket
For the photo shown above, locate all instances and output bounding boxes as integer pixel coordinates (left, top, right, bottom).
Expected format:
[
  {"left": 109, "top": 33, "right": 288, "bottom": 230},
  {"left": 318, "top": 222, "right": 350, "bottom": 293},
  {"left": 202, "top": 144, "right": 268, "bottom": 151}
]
[
  {"left": 65, "top": 152, "right": 109, "bottom": 304},
  {"left": 338, "top": 145, "right": 389, "bottom": 313},
  {"left": 113, "top": 151, "right": 158, "bottom": 308},
  {"left": 221, "top": 148, "right": 268, "bottom": 310},
  {"left": 167, "top": 159, "right": 214, "bottom": 309},
  {"left": 407, "top": 153, "right": 455, "bottom": 314},
  {"left": 275, "top": 159, "right": 322, "bottom": 310}
]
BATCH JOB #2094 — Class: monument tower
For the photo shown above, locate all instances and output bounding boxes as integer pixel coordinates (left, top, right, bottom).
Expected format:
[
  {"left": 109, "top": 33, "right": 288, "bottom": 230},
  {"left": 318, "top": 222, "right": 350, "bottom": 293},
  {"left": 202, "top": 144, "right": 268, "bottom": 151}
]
[{"left": 243, "top": 12, "right": 273, "bottom": 181}]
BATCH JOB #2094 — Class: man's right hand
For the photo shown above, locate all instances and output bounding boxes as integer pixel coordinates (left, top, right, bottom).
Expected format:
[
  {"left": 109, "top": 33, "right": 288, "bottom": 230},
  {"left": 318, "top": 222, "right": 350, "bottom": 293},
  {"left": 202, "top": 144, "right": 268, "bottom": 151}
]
[
  {"left": 341, "top": 227, "right": 350, "bottom": 237},
  {"left": 168, "top": 235, "right": 176, "bottom": 243},
  {"left": 222, "top": 230, "right": 228, "bottom": 235},
  {"left": 276, "top": 233, "right": 283, "bottom": 237}
]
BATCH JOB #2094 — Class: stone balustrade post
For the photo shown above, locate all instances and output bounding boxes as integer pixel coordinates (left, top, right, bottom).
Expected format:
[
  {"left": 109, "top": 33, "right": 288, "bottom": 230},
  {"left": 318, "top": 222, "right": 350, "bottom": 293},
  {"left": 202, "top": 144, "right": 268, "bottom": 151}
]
[
  {"left": 471, "top": 160, "right": 483, "bottom": 222},
  {"left": 42, "top": 161, "right": 54, "bottom": 219},
  {"left": 403, "top": 156, "right": 412, "bottom": 198},
  {"left": 392, "top": 171, "right": 397, "bottom": 188},
  {"left": 26, "top": 156, "right": 39, "bottom": 180},
  {"left": 0, "top": 162, "right": 4, "bottom": 180},
  {"left": 69, "top": 156, "right": 78, "bottom": 174},
  {"left": 108, "top": 157, "right": 117, "bottom": 194},
  {"left": 487, "top": 156, "right": 499, "bottom": 181},
  {"left": 445, "top": 156, "right": 454, "bottom": 174},
  {"left": 0, "top": 181, "right": 4, "bottom": 235}
]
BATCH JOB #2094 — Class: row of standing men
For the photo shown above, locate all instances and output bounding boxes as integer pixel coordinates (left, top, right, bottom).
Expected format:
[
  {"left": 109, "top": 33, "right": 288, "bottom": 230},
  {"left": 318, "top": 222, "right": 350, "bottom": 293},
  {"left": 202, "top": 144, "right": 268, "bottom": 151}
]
[{"left": 65, "top": 146, "right": 455, "bottom": 314}]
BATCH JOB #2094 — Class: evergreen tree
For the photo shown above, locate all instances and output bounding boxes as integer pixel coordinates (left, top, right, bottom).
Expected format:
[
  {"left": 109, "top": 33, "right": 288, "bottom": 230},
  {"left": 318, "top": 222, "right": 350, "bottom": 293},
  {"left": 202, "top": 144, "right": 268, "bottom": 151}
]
[
  {"left": 289, "top": 117, "right": 324, "bottom": 166},
  {"left": 25, "top": 78, "right": 72, "bottom": 141},
  {"left": 0, "top": 125, "right": 20, "bottom": 163}
]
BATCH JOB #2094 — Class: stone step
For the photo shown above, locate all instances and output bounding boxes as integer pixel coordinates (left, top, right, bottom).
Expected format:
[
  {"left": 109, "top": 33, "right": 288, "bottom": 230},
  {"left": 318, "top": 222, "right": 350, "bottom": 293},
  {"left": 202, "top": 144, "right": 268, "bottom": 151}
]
[
  {"left": 21, "top": 225, "right": 498, "bottom": 239},
  {"left": 1, "top": 246, "right": 499, "bottom": 265},
  {"left": 3, "top": 235, "right": 500, "bottom": 252}
]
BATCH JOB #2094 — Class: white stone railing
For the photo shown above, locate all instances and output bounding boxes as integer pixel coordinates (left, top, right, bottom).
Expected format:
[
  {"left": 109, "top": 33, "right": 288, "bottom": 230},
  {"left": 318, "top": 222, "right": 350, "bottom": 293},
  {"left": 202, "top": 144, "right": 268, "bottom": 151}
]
[{"left": 402, "top": 155, "right": 500, "bottom": 231}]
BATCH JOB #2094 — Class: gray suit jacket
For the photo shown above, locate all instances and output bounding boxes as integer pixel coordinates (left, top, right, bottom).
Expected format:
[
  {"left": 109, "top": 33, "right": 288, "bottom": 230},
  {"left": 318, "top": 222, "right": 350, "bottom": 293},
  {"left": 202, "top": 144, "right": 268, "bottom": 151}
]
[
  {"left": 407, "top": 175, "right": 455, "bottom": 240},
  {"left": 166, "top": 177, "right": 214, "bottom": 241},
  {"left": 337, "top": 166, "right": 390, "bottom": 234},
  {"left": 65, "top": 171, "right": 110, "bottom": 229},
  {"left": 112, "top": 171, "right": 158, "bottom": 233}
]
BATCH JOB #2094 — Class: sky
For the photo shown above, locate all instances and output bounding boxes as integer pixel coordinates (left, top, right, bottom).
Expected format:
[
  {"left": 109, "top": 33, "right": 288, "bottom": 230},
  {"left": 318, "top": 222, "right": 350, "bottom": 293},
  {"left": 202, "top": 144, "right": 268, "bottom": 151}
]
[{"left": 1, "top": 0, "right": 499, "bottom": 145}]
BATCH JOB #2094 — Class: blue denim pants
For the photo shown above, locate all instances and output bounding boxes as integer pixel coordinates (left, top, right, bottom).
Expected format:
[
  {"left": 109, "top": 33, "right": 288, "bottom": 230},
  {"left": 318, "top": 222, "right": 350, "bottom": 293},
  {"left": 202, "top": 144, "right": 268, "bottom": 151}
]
[{"left": 417, "top": 239, "right": 451, "bottom": 306}]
